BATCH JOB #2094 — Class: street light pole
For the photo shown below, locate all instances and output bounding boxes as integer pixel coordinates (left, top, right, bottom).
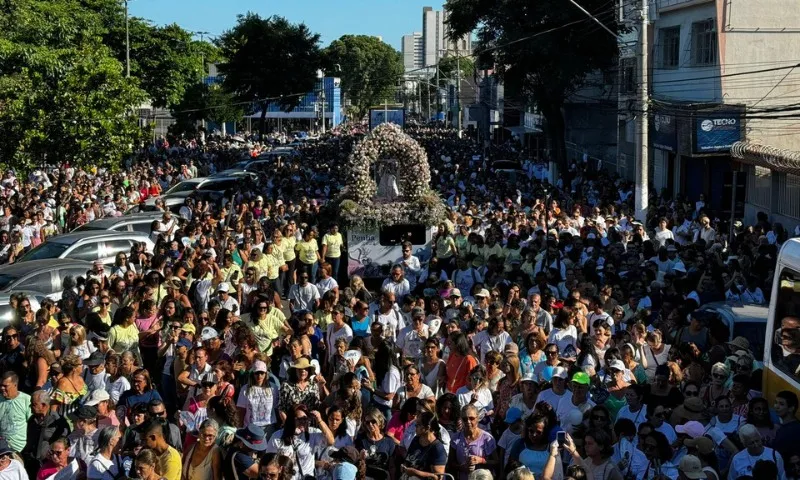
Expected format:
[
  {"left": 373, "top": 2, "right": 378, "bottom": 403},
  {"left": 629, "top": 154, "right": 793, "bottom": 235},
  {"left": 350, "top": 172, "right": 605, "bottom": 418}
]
[
  {"left": 456, "top": 48, "right": 462, "bottom": 137},
  {"left": 125, "top": 0, "right": 130, "bottom": 78}
]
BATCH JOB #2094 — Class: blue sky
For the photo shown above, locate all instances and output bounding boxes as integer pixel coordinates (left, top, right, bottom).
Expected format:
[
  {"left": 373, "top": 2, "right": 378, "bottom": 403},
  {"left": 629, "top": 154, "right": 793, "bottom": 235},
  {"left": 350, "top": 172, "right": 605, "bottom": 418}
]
[{"left": 128, "top": 0, "right": 445, "bottom": 50}]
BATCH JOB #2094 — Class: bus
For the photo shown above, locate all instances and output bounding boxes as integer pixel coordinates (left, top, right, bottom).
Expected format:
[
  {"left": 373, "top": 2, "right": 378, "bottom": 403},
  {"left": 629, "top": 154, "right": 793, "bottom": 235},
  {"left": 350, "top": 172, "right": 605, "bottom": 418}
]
[{"left": 762, "top": 238, "right": 800, "bottom": 406}]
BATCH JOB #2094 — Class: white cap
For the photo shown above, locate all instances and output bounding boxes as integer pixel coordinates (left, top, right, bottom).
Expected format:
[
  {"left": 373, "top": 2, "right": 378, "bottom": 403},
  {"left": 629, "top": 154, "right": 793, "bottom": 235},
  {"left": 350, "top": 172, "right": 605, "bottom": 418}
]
[
  {"left": 608, "top": 359, "right": 626, "bottom": 372},
  {"left": 200, "top": 326, "right": 219, "bottom": 341},
  {"left": 84, "top": 389, "right": 110, "bottom": 406},
  {"left": 475, "top": 289, "right": 491, "bottom": 298},
  {"left": 552, "top": 366, "right": 569, "bottom": 379},
  {"left": 216, "top": 282, "right": 230, "bottom": 293}
]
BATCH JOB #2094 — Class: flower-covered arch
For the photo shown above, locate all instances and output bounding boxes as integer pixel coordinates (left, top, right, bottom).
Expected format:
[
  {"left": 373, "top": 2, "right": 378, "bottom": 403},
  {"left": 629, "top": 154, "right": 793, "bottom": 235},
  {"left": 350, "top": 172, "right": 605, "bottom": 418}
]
[{"left": 338, "top": 123, "right": 446, "bottom": 228}]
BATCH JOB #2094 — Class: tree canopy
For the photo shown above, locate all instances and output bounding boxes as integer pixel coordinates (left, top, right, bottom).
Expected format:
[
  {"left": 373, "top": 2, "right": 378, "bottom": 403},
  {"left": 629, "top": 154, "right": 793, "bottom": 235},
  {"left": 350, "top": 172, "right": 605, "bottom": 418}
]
[
  {"left": 217, "top": 13, "right": 322, "bottom": 133},
  {"left": 323, "top": 35, "right": 403, "bottom": 119},
  {"left": 0, "top": 0, "right": 148, "bottom": 169},
  {"left": 445, "top": 0, "right": 621, "bottom": 163}
]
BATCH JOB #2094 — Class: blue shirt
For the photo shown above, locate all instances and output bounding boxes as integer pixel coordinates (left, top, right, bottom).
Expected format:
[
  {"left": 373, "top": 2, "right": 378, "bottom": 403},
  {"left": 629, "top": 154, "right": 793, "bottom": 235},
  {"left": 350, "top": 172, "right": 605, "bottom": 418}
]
[{"left": 351, "top": 315, "right": 371, "bottom": 337}]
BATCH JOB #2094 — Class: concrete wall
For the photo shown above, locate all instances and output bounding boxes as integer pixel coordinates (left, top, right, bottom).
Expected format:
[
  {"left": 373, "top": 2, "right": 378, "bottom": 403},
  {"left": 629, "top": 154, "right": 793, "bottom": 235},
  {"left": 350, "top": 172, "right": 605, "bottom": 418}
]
[{"left": 720, "top": 0, "right": 800, "bottom": 152}]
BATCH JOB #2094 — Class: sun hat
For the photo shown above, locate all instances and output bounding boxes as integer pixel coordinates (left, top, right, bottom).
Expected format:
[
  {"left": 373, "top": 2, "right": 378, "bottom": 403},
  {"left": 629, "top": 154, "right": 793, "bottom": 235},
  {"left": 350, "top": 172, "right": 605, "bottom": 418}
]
[
  {"left": 290, "top": 357, "right": 316, "bottom": 373},
  {"left": 678, "top": 455, "right": 705, "bottom": 480},
  {"left": 675, "top": 421, "right": 705, "bottom": 438},
  {"left": 571, "top": 371, "right": 591, "bottom": 385},
  {"left": 84, "top": 389, "right": 110, "bottom": 406},
  {"left": 84, "top": 350, "right": 106, "bottom": 367},
  {"left": 727, "top": 336, "right": 750, "bottom": 352},
  {"left": 684, "top": 436, "right": 715, "bottom": 455},
  {"left": 235, "top": 424, "right": 268, "bottom": 451}
]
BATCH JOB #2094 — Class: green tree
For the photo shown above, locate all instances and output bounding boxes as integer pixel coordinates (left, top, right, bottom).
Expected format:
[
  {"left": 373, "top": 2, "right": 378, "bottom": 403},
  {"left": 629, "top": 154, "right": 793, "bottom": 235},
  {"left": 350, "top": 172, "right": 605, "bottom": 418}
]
[
  {"left": 103, "top": 15, "right": 215, "bottom": 109},
  {"left": 171, "top": 82, "right": 244, "bottom": 136},
  {"left": 0, "top": 0, "right": 147, "bottom": 170},
  {"left": 217, "top": 13, "right": 322, "bottom": 135},
  {"left": 323, "top": 35, "right": 403, "bottom": 119},
  {"left": 445, "top": 0, "right": 620, "bottom": 164},
  {"left": 437, "top": 55, "right": 475, "bottom": 86}
]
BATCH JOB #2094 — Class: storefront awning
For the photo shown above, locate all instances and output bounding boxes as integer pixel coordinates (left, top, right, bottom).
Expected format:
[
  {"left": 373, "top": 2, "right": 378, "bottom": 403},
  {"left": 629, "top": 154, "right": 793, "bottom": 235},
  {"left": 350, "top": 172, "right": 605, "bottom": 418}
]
[
  {"left": 505, "top": 125, "right": 543, "bottom": 135},
  {"left": 731, "top": 141, "right": 800, "bottom": 175}
]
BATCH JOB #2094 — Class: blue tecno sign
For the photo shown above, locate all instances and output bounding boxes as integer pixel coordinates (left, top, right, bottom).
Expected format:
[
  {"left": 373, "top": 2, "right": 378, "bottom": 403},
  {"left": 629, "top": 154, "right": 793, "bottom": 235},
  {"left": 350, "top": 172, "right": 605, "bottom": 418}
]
[{"left": 694, "top": 113, "right": 742, "bottom": 153}]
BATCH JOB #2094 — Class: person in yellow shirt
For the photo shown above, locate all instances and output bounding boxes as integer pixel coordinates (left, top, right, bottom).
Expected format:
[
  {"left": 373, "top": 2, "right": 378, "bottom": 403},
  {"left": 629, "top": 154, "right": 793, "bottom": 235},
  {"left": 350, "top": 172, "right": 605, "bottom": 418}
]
[
  {"left": 144, "top": 421, "right": 181, "bottom": 480},
  {"left": 321, "top": 223, "right": 344, "bottom": 281},
  {"left": 249, "top": 298, "right": 292, "bottom": 356},
  {"left": 295, "top": 230, "right": 320, "bottom": 281},
  {"left": 245, "top": 248, "right": 266, "bottom": 281},
  {"left": 262, "top": 242, "right": 285, "bottom": 295},
  {"left": 220, "top": 252, "right": 243, "bottom": 287},
  {"left": 280, "top": 224, "right": 297, "bottom": 291},
  {"left": 434, "top": 222, "right": 458, "bottom": 276}
]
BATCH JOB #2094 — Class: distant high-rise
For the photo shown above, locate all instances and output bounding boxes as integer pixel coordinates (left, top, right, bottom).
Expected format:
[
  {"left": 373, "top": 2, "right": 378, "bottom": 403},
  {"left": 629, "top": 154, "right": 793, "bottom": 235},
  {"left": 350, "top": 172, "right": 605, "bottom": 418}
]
[
  {"left": 401, "top": 32, "right": 423, "bottom": 72},
  {"left": 422, "top": 6, "right": 472, "bottom": 68}
]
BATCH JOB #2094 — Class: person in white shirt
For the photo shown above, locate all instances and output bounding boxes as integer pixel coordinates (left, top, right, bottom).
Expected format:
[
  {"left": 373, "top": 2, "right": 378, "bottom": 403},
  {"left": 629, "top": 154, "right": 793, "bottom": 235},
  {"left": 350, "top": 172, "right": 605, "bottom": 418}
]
[
  {"left": 672, "top": 214, "right": 693, "bottom": 245},
  {"left": 471, "top": 317, "right": 511, "bottom": 363},
  {"left": 728, "top": 424, "right": 786, "bottom": 480},
  {"left": 288, "top": 272, "right": 321, "bottom": 313},
  {"left": 451, "top": 256, "right": 483, "bottom": 297},
  {"left": 556, "top": 372, "right": 595, "bottom": 427},
  {"left": 616, "top": 384, "right": 648, "bottom": 428},
  {"left": 587, "top": 296, "right": 613, "bottom": 335},
  {"left": 373, "top": 291, "right": 403, "bottom": 343},
  {"left": 0, "top": 441, "right": 28, "bottom": 480},
  {"left": 396, "top": 242, "right": 421, "bottom": 292},
  {"left": 535, "top": 366, "right": 569, "bottom": 411},
  {"left": 653, "top": 218, "right": 675, "bottom": 248},
  {"left": 215, "top": 282, "right": 240, "bottom": 314},
  {"left": 396, "top": 308, "right": 429, "bottom": 363},
  {"left": 381, "top": 265, "right": 410, "bottom": 304}
]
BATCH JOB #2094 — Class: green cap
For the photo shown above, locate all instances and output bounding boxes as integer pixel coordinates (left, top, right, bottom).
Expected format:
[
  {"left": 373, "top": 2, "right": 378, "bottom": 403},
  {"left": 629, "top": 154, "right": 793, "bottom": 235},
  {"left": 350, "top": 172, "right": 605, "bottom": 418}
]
[{"left": 571, "top": 372, "right": 591, "bottom": 385}]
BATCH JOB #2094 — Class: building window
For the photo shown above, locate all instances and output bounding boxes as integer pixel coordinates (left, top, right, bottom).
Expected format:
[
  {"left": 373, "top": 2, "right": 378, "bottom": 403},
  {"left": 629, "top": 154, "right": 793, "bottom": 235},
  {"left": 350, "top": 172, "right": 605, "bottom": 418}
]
[
  {"left": 691, "top": 19, "right": 717, "bottom": 66},
  {"left": 621, "top": 58, "right": 636, "bottom": 94},
  {"left": 778, "top": 172, "right": 800, "bottom": 219},
  {"left": 659, "top": 27, "right": 680, "bottom": 68},
  {"left": 746, "top": 165, "right": 772, "bottom": 208}
]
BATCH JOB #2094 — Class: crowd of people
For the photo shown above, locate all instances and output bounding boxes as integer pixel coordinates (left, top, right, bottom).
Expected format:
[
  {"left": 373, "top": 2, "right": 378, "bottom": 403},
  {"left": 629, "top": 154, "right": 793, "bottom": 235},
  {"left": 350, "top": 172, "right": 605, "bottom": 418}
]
[{"left": 0, "top": 120, "right": 797, "bottom": 480}]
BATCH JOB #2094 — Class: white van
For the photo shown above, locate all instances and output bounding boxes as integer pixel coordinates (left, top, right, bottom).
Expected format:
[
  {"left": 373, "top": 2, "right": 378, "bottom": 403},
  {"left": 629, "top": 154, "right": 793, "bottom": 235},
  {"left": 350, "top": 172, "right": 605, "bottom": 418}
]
[{"left": 346, "top": 224, "right": 435, "bottom": 279}]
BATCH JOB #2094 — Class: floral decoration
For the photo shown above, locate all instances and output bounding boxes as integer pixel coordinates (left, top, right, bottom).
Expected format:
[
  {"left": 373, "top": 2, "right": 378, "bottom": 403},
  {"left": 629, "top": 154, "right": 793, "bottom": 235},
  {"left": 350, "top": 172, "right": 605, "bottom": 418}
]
[{"left": 337, "top": 123, "right": 447, "bottom": 228}]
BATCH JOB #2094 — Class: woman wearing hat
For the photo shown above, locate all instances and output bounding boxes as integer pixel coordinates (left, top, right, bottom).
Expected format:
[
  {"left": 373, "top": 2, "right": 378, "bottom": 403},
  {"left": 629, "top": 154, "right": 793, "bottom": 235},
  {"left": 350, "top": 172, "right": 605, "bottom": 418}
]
[
  {"left": 223, "top": 424, "right": 270, "bottom": 480},
  {"left": 278, "top": 357, "right": 326, "bottom": 423},
  {"left": 237, "top": 360, "right": 279, "bottom": 437}
]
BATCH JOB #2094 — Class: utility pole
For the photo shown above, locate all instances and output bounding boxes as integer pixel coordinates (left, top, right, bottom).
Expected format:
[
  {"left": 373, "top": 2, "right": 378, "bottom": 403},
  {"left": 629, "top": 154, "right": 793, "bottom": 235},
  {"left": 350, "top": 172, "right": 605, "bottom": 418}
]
[
  {"left": 634, "top": 0, "right": 649, "bottom": 222},
  {"left": 456, "top": 49, "right": 462, "bottom": 137},
  {"left": 125, "top": 0, "right": 131, "bottom": 78},
  {"left": 196, "top": 31, "right": 210, "bottom": 76},
  {"left": 436, "top": 64, "right": 440, "bottom": 120}
]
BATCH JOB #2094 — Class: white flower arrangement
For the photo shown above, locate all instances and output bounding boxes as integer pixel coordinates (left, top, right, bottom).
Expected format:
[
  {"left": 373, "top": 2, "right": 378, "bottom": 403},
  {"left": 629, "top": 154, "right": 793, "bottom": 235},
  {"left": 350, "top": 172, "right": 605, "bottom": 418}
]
[{"left": 337, "top": 123, "right": 447, "bottom": 229}]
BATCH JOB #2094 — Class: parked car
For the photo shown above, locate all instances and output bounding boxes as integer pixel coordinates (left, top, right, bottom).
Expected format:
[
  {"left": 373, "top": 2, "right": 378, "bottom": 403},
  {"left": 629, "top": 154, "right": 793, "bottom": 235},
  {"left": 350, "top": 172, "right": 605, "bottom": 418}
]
[
  {"left": 0, "top": 259, "right": 100, "bottom": 300},
  {"left": 18, "top": 231, "right": 154, "bottom": 265},
  {"left": 0, "top": 291, "right": 43, "bottom": 329},
  {"left": 132, "top": 190, "right": 229, "bottom": 215},
  {"left": 72, "top": 212, "right": 170, "bottom": 234},
  {"left": 700, "top": 301, "right": 769, "bottom": 359}
]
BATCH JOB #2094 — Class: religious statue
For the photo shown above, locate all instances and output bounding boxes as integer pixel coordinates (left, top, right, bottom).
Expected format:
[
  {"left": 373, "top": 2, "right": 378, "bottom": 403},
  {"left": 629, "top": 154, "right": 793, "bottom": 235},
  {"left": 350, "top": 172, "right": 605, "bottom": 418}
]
[{"left": 376, "top": 159, "right": 399, "bottom": 202}]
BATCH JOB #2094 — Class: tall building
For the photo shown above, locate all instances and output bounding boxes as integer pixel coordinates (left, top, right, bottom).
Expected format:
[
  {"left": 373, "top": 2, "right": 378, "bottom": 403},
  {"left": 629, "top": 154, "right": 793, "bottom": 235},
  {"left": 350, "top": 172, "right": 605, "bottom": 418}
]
[
  {"left": 401, "top": 32, "right": 423, "bottom": 72},
  {"left": 422, "top": 6, "right": 472, "bottom": 68}
]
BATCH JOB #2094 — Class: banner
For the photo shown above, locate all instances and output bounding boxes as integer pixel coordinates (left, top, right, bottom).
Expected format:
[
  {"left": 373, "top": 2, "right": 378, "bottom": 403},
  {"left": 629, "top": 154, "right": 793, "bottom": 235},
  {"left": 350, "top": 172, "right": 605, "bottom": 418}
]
[
  {"left": 651, "top": 113, "right": 677, "bottom": 152},
  {"left": 369, "top": 108, "right": 405, "bottom": 130},
  {"left": 695, "top": 112, "right": 743, "bottom": 153}
]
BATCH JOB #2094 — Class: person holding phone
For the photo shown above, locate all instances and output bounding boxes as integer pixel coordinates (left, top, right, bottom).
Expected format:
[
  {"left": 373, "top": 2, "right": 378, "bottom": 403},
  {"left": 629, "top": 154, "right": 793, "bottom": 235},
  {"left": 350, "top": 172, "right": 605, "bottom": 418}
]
[{"left": 544, "top": 431, "right": 623, "bottom": 480}]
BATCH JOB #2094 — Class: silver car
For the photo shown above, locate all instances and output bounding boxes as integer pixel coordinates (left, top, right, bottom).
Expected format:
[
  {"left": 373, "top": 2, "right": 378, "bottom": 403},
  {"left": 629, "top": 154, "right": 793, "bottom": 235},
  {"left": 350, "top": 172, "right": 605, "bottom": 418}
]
[
  {"left": 72, "top": 212, "right": 168, "bottom": 234},
  {"left": 18, "top": 231, "right": 155, "bottom": 265},
  {"left": 0, "top": 260, "right": 100, "bottom": 300}
]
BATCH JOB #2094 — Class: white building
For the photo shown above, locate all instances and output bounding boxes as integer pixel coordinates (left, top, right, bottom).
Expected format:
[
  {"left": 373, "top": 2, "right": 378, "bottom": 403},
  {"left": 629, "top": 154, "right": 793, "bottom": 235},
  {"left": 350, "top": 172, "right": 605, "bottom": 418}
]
[
  {"left": 422, "top": 6, "right": 472, "bottom": 68},
  {"left": 617, "top": 0, "right": 800, "bottom": 230},
  {"left": 401, "top": 32, "right": 423, "bottom": 72}
]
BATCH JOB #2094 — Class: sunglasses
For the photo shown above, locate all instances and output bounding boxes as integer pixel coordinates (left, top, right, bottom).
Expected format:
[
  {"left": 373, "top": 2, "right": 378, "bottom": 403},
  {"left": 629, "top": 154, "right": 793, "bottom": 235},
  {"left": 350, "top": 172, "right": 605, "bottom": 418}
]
[{"left": 4, "top": 334, "right": 17, "bottom": 340}]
